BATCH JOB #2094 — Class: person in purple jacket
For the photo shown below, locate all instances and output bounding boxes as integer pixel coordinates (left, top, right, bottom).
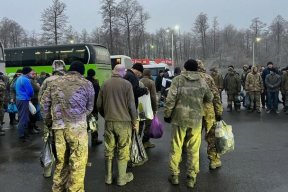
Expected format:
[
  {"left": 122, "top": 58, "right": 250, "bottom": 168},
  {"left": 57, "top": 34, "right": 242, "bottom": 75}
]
[{"left": 15, "top": 66, "right": 34, "bottom": 142}]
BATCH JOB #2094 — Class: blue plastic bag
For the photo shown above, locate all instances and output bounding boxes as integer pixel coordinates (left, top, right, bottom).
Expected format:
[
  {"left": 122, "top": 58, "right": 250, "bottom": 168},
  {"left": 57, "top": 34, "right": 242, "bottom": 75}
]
[
  {"left": 149, "top": 116, "right": 163, "bottom": 139},
  {"left": 37, "top": 104, "right": 43, "bottom": 121},
  {"left": 7, "top": 103, "right": 18, "bottom": 113}
]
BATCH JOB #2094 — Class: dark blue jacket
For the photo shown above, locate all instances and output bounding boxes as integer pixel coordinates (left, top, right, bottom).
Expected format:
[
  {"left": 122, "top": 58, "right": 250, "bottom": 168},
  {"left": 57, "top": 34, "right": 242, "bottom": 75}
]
[
  {"left": 14, "top": 75, "right": 34, "bottom": 101},
  {"left": 262, "top": 68, "right": 279, "bottom": 89}
]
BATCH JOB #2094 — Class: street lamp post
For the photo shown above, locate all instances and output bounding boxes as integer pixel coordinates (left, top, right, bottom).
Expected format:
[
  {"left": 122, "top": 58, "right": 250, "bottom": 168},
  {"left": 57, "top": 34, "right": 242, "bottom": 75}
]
[
  {"left": 252, "top": 37, "right": 261, "bottom": 66},
  {"left": 167, "top": 25, "right": 179, "bottom": 74}
]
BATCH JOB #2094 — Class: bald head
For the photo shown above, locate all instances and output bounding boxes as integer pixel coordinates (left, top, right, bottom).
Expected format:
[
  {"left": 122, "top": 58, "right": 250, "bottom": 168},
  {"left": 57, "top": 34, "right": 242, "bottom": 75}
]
[{"left": 113, "top": 64, "right": 126, "bottom": 77}]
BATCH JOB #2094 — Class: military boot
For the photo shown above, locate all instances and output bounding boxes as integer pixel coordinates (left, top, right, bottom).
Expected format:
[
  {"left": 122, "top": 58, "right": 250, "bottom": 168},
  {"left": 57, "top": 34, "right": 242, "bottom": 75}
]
[
  {"left": 209, "top": 152, "right": 222, "bottom": 169},
  {"left": 284, "top": 107, "right": 288, "bottom": 113},
  {"left": 117, "top": 162, "right": 133, "bottom": 186},
  {"left": 235, "top": 105, "right": 240, "bottom": 112},
  {"left": 168, "top": 175, "right": 179, "bottom": 185},
  {"left": 227, "top": 105, "right": 232, "bottom": 112},
  {"left": 187, "top": 176, "right": 196, "bottom": 188},
  {"left": 105, "top": 158, "right": 114, "bottom": 184}
]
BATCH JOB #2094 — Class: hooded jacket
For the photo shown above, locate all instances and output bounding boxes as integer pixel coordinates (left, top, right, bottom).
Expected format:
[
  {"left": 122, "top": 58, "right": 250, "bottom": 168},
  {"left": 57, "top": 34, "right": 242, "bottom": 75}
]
[
  {"left": 164, "top": 71, "right": 213, "bottom": 128},
  {"left": 245, "top": 66, "right": 263, "bottom": 92},
  {"left": 281, "top": 73, "right": 288, "bottom": 94},
  {"left": 140, "top": 75, "right": 157, "bottom": 112}
]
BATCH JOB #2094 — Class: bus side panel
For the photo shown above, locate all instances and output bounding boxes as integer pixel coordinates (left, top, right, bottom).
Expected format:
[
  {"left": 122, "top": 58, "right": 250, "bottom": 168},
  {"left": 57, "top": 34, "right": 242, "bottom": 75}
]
[{"left": 88, "top": 64, "right": 111, "bottom": 86}]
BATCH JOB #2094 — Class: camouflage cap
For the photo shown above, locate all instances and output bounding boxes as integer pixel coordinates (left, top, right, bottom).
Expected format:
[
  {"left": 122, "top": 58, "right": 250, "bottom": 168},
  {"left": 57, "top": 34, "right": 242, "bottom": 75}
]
[
  {"left": 196, "top": 59, "right": 205, "bottom": 72},
  {"left": 52, "top": 60, "right": 66, "bottom": 73}
]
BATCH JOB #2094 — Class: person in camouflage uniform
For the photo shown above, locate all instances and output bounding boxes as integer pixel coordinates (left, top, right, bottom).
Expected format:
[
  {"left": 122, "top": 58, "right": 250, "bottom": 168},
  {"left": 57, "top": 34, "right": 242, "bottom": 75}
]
[
  {"left": 241, "top": 65, "right": 249, "bottom": 89},
  {"left": 0, "top": 75, "right": 6, "bottom": 136},
  {"left": 281, "top": 68, "right": 288, "bottom": 112},
  {"left": 245, "top": 66, "right": 264, "bottom": 113},
  {"left": 97, "top": 64, "right": 137, "bottom": 186},
  {"left": 197, "top": 60, "right": 223, "bottom": 169},
  {"left": 40, "top": 61, "right": 94, "bottom": 192},
  {"left": 210, "top": 67, "right": 223, "bottom": 102},
  {"left": 38, "top": 60, "right": 67, "bottom": 178},
  {"left": 9, "top": 69, "right": 22, "bottom": 125},
  {"left": 164, "top": 59, "right": 213, "bottom": 188},
  {"left": 224, "top": 67, "right": 241, "bottom": 112}
]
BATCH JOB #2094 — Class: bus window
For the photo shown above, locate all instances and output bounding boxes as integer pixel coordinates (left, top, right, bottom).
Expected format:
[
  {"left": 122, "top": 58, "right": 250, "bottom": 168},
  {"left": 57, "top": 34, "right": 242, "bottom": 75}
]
[
  {"left": 59, "top": 46, "right": 88, "bottom": 65},
  {"left": 0, "top": 46, "right": 3, "bottom": 61},
  {"left": 9, "top": 50, "right": 22, "bottom": 67},
  {"left": 111, "top": 58, "right": 121, "bottom": 70},
  {"left": 94, "top": 46, "right": 111, "bottom": 64}
]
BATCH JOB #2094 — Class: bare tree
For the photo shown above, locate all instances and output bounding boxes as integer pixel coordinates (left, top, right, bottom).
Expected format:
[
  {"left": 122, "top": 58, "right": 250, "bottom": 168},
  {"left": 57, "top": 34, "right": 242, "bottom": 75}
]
[
  {"left": 194, "top": 13, "right": 209, "bottom": 59},
  {"left": 81, "top": 29, "right": 89, "bottom": 43},
  {"left": 41, "top": 0, "right": 68, "bottom": 45},
  {"left": 117, "top": 0, "right": 149, "bottom": 57},
  {"left": 269, "top": 15, "right": 287, "bottom": 63}
]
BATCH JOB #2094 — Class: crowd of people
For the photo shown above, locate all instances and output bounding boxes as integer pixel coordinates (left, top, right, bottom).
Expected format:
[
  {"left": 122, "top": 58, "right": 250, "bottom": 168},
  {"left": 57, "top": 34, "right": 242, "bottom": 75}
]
[{"left": 0, "top": 58, "right": 285, "bottom": 191}]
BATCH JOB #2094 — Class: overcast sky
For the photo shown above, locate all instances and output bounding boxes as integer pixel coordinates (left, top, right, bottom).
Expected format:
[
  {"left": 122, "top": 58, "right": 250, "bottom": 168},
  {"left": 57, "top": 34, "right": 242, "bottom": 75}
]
[{"left": 1, "top": 0, "right": 288, "bottom": 33}]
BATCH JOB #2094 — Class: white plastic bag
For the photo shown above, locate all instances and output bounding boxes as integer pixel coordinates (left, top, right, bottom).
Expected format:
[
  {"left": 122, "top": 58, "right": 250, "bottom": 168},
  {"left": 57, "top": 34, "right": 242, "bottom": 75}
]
[
  {"left": 138, "top": 93, "right": 153, "bottom": 120},
  {"left": 29, "top": 102, "right": 37, "bottom": 115},
  {"left": 215, "top": 120, "right": 234, "bottom": 155}
]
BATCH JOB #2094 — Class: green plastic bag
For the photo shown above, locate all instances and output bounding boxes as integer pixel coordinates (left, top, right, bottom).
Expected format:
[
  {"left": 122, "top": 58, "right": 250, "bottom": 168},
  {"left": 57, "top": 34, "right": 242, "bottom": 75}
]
[{"left": 215, "top": 120, "right": 235, "bottom": 155}]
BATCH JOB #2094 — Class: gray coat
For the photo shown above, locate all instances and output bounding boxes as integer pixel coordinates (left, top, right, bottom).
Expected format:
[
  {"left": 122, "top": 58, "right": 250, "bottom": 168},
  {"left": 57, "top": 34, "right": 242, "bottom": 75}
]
[{"left": 265, "top": 74, "right": 281, "bottom": 92}]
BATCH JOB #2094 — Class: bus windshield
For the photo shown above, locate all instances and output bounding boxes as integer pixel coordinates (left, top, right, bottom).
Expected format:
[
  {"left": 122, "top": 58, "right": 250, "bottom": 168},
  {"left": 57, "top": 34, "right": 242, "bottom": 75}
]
[
  {"left": 93, "top": 46, "right": 111, "bottom": 64},
  {"left": 0, "top": 46, "right": 4, "bottom": 62}
]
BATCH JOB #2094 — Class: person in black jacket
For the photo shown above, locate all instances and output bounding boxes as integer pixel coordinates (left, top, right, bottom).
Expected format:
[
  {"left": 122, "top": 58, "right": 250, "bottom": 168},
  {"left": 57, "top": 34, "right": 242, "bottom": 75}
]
[
  {"left": 155, "top": 70, "right": 164, "bottom": 105},
  {"left": 86, "top": 69, "right": 102, "bottom": 146},
  {"left": 124, "top": 63, "right": 148, "bottom": 109}
]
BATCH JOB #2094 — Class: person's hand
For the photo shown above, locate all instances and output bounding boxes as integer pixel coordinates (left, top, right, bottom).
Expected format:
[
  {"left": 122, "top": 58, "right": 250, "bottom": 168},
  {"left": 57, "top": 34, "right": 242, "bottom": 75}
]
[
  {"left": 219, "top": 89, "right": 222, "bottom": 92},
  {"left": 153, "top": 111, "right": 157, "bottom": 117},
  {"left": 215, "top": 115, "right": 223, "bottom": 121},
  {"left": 164, "top": 117, "right": 172, "bottom": 123},
  {"left": 132, "top": 123, "right": 137, "bottom": 129},
  {"left": 10, "top": 99, "right": 13, "bottom": 103}
]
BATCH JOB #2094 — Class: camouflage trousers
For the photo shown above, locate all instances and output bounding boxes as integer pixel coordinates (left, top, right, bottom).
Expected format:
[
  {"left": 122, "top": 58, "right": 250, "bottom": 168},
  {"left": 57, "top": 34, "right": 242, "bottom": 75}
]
[
  {"left": 249, "top": 91, "right": 261, "bottom": 110},
  {"left": 139, "top": 119, "right": 152, "bottom": 142},
  {"left": 52, "top": 128, "right": 88, "bottom": 192},
  {"left": 0, "top": 101, "right": 4, "bottom": 122},
  {"left": 204, "top": 124, "right": 220, "bottom": 160},
  {"left": 170, "top": 124, "right": 201, "bottom": 178},
  {"left": 104, "top": 121, "right": 132, "bottom": 162}
]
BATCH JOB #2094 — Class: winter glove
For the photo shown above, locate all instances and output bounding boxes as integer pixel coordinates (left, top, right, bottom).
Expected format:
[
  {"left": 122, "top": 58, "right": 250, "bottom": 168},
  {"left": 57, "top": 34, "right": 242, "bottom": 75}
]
[
  {"left": 215, "top": 115, "right": 223, "bottom": 121},
  {"left": 164, "top": 117, "right": 172, "bottom": 123}
]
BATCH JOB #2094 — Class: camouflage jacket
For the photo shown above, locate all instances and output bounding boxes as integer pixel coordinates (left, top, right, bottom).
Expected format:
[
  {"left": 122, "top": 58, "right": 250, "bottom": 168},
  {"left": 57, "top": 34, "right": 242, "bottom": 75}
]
[
  {"left": 241, "top": 70, "right": 249, "bottom": 87},
  {"left": 281, "top": 73, "right": 288, "bottom": 94},
  {"left": 30, "top": 79, "right": 40, "bottom": 100},
  {"left": 40, "top": 71, "right": 95, "bottom": 129},
  {"left": 211, "top": 72, "right": 223, "bottom": 90},
  {"left": 164, "top": 71, "right": 213, "bottom": 128},
  {"left": 245, "top": 69, "right": 263, "bottom": 92},
  {"left": 199, "top": 72, "right": 223, "bottom": 117},
  {"left": 38, "top": 73, "right": 62, "bottom": 101},
  {"left": 9, "top": 77, "right": 18, "bottom": 101},
  {"left": 224, "top": 73, "right": 241, "bottom": 94}
]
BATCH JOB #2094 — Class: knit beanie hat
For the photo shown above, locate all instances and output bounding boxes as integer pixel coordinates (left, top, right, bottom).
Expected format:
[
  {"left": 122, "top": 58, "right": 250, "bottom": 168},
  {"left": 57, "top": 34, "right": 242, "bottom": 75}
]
[
  {"left": 87, "top": 69, "right": 96, "bottom": 77},
  {"left": 267, "top": 61, "right": 273, "bottom": 66},
  {"left": 132, "top": 63, "right": 144, "bottom": 73},
  {"left": 210, "top": 68, "right": 216, "bottom": 72},
  {"left": 22, "top": 66, "right": 32, "bottom": 75},
  {"left": 184, "top": 59, "right": 198, "bottom": 71},
  {"left": 69, "top": 61, "right": 85, "bottom": 75},
  {"left": 16, "top": 69, "right": 23, "bottom": 74}
]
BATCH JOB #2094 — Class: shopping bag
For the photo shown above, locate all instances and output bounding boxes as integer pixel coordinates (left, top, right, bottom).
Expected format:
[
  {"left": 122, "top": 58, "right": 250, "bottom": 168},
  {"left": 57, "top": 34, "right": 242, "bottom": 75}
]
[
  {"left": 130, "top": 129, "right": 148, "bottom": 164},
  {"left": 215, "top": 120, "right": 235, "bottom": 155},
  {"left": 7, "top": 103, "right": 18, "bottom": 113},
  {"left": 87, "top": 114, "right": 98, "bottom": 133},
  {"left": 138, "top": 93, "right": 153, "bottom": 120},
  {"left": 149, "top": 116, "right": 163, "bottom": 139},
  {"left": 39, "top": 141, "right": 55, "bottom": 168},
  {"left": 243, "top": 94, "right": 251, "bottom": 108},
  {"left": 37, "top": 104, "right": 43, "bottom": 121},
  {"left": 29, "top": 102, "right": 36, "bottom": 114}
]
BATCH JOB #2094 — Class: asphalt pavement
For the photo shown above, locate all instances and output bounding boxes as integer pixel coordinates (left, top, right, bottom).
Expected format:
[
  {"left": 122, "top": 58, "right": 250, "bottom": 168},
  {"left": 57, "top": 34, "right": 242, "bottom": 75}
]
[{"left": 1, "top": 94, "right": 288, "bottom": 192}]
